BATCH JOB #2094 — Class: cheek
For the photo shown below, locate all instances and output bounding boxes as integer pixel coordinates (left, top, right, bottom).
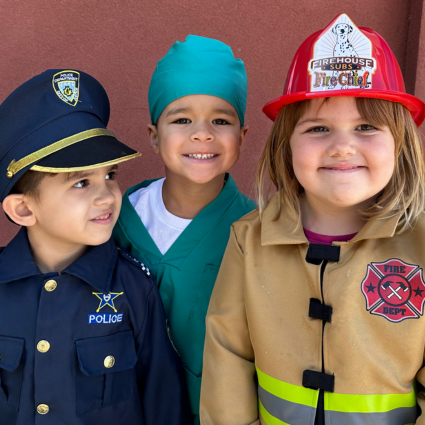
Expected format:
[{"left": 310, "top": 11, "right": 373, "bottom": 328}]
[
  {"left": 367, "top": 139, "right": 395, "bottom": 182},
  {"left": 158, "top": 132, "right": 185, "bottom": 160},
  {"left": 291, "top": 141, "right": 320, "bottom": 178}
]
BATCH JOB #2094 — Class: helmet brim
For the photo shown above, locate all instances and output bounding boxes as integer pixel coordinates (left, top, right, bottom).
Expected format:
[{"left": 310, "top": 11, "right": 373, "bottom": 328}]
[{"left": 263, "top": 90, "right": 425, "bottom": 126}]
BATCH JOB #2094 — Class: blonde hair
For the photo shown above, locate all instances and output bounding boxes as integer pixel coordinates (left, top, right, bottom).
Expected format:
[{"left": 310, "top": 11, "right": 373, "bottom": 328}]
[{"left": 256, "top": 98, "right": 425, "bottom": 233}]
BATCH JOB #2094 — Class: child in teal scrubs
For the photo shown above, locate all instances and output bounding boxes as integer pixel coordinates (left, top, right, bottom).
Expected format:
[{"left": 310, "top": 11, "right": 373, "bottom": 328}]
[{"left": 113, "top": 35, "right": 256, "bottom": 424}]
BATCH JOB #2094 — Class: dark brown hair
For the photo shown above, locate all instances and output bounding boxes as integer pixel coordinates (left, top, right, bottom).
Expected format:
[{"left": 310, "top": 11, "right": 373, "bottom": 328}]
[{"left": 9, "top": 170, "right": 57, "bottom": 199}]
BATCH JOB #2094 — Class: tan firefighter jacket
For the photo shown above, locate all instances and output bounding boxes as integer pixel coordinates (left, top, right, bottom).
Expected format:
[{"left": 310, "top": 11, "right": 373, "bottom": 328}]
[{"left": 200, "top": 194, "right": 425, "bottom": 425}]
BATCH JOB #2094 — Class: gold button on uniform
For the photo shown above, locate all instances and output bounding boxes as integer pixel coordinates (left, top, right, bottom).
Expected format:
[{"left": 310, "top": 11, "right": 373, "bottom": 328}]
[
  {"left": 44, "top": 280, "right": 57, "bottom": 292},
  {"left": 37, "top": 340, "right": 50, "bottom": 353},
  {"left": 104, "top": 355, "right": 115, "bottom": 368},
  {"left": 37, "top": 404, "right": 49, "bottom": 414}
]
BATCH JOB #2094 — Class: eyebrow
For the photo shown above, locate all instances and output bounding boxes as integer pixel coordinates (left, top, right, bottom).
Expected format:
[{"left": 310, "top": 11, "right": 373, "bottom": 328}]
[
  {"left": 296, "top": 118, "right": 325, "bottom": 127},
  {"left": 213, "top": 108, "right": 237, "bottom": 118},
  {"left": 67, "top": 164, "right": 118, "bottom": 181},
  {"left": 166, "top": 107, "right": 190, "bottom": 118}
]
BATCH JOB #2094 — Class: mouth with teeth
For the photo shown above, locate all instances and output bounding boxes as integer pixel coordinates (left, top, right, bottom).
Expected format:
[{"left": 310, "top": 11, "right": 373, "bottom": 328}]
[
  {"left": 185, "top": 153, "right": 219, "bottom": 160},
  {"left": 91, "top": 211, "right": 114, "bottom": 225}
]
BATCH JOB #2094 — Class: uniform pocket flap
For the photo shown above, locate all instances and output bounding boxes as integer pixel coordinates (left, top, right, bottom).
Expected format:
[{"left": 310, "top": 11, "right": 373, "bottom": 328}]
[
  {"left": 75, "top": 330, "right": 137, "bottom": 376},
  {"left": 0, "top": 336, "right": 25, "bottom": 372}
]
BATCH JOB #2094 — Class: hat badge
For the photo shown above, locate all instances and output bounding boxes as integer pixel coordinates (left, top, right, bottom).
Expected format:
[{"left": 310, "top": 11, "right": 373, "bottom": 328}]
[{"left": 52, "top": 70, "right": 80, "bottom": 106}]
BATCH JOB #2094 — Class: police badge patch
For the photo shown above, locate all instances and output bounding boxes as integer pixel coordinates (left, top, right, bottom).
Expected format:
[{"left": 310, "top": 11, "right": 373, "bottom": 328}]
[
  {"left": 88, "top": 292, "right": 124, "bottom": 324},
  {"left": 52, "top": 70, "right": 80, "bottom": 106},
  {"left": 361, "top": 259, "right": 425, "bottom": 322}
]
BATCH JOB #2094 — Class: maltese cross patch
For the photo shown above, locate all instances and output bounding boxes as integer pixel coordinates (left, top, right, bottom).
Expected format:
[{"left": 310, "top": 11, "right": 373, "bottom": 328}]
[{"left": 361, "top": 259, "right": 425, "bottom": 322}]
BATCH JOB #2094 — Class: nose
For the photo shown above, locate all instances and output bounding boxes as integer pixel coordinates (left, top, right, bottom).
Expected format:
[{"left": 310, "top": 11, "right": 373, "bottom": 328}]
[
  {"left": 340, "top": 29, "right": 345, "bottom": 34},
  {"left": 94, "top": 182, "right": 117, "bottom": 207},
  {"left": 326, "top": 132, "right": 356, "bottom": 158},
  {"left": 190, "top": 121, "right": 214, "bottom": 143}
]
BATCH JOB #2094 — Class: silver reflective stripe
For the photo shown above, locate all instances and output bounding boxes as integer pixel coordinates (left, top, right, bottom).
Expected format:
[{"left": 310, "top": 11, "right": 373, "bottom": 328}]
[
  {"left": 327, "top": 405, "right": 418, "bottom": 425},
  {"left": 258, "top": 385, "right": 317, "bottom": 425}
]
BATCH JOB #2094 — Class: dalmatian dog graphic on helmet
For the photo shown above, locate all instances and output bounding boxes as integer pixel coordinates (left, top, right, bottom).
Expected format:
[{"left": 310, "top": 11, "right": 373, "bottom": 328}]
[{"left": 328, "top": 23, "right": 359, "bottom": 89}]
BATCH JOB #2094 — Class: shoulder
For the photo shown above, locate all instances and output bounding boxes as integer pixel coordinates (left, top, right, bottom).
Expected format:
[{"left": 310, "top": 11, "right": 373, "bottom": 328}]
[
  {"left": 112, "top": 247, "right": 159, "bottom": 301},
  {"left": 398, "top": 212, "right": 425, "bottom": 242},
  {"left": 231, "top": 208, "right": 261, "bottom": 251},
  {"left": 116, "top": 247, "right": 151, "bottom": 277}
]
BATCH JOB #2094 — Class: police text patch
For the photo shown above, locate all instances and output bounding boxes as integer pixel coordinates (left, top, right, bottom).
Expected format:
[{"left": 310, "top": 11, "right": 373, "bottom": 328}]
[{"left": 88, "top": 313, "right": 123, "bottom": 324}]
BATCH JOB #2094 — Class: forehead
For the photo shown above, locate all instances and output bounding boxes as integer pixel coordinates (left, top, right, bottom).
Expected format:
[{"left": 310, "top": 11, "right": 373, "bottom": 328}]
[
  {"left": 162, "top": 94, "right": 237, "bottom": 116},
  {"left": 301, "top": 97, "right": 360, "bottom": 119}
]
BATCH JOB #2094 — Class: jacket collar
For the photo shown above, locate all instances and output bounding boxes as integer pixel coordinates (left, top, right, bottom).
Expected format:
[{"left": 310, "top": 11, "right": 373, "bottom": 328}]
[
  {"left": 0, "top": 227, "right": 42, "bottom": 283},
  {"left": 261, "top": 193, "right": 401, "bottom": 246},
  {"left": 0, "top": 227, "right": 117, "bottom": 292},
  {"left": 64, "top": 237, "right": 117, "bottom": 293}
]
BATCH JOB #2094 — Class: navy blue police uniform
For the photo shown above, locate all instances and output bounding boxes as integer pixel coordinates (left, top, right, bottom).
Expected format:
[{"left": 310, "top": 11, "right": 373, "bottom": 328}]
[{"left": 0, "top": 70, "right": 190, "bottom": 424}]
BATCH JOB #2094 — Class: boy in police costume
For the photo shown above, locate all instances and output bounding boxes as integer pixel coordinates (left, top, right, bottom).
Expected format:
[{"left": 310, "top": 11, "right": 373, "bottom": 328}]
[
  {"left": 113, "top": 35, "right": 256, "bottom": 424},
  {"left": 0, "top": 69, "right": 190, "bottom": 425}
]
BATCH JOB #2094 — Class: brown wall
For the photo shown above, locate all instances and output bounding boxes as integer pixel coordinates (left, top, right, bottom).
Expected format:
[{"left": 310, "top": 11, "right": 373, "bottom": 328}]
[{"left": 0, "top": 0, "right": 422, "bottom": 245}]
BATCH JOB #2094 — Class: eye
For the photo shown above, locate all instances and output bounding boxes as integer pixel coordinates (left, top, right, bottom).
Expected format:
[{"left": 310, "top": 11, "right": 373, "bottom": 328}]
[
  {"left": 307, "top": 126, "right": 328, "bottom": 133},
  {"left": 356, "top": 124, "right": 377, "bottom": 131},
  {"left": 106, "top": 171, "right": 117, "bottom": 180},
  {"left": 173, "top": 118, "right": 191, "bottom": 124},
  {"left": 73, "top": 179, "right": 89, "bottom": 188},
  {"left": 213, "top": 119, "right": 230, "bottom": 125}
]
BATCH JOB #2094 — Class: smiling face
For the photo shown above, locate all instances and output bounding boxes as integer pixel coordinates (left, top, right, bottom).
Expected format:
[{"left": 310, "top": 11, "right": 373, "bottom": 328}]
[
  {"left": 25, "top": 165, "right": 121, "bottom": 248},
  {"left": 290, "top": 97, "right": 395, "bottom": 213},
  {"left": 149, "top": 94, "right": 247, "bottom": 185}
]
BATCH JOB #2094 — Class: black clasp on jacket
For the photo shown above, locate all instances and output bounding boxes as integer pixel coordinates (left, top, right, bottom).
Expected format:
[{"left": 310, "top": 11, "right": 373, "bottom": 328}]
[
  {"left": 309, "top": 298, "right": 332, "bottom": 322},
  {"left": 305, "top": 244, "right": 340, "bottom": 265},
  {"left": 302, "top": 370, "right": 335, "bottom": 392}
]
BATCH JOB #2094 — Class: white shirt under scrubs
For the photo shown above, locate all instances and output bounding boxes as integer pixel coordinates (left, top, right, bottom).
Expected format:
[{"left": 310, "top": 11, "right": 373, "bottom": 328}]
[{"left": 128, "top": 178, "right": 192, "bottom": 255}]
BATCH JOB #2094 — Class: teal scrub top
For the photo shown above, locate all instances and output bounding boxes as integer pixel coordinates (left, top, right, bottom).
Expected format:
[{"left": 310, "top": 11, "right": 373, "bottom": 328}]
[{"left": 113, "top": 174, "right": 256, "bottom": 423}]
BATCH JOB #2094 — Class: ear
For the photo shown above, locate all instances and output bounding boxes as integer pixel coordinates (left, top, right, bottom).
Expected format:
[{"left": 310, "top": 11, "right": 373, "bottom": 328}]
[
  {"left": 147, "top": 124, "right": 160, "bottom": 154},
  {"left": 332, "top": 26, "right": 336, "bottom": 34},
  {"left": 239, "top": 125, "right": 249, "bottom": 151},
  {"left": 348, "top": 25, "right": 353, "bottom": 33},
  {"left": 2, "top": 194, "right": 37, "bottom": 227}
]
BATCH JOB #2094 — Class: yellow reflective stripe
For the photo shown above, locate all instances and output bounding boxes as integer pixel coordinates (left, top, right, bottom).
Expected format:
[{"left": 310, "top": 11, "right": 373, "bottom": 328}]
[
  {"left": 325, "top": 389, "right": 416, "bottom": 413},
  {"left": 259, "top": 400, "right": 290, "bottom": 425},
  {"left": 256, "top": 367, "right": 318, "bottom": 408}
]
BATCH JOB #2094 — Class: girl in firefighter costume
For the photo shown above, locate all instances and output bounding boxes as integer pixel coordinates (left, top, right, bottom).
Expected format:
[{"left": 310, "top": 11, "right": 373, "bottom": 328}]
[{"left": 200, "top": 13, "right": 425, "bottom": 425}]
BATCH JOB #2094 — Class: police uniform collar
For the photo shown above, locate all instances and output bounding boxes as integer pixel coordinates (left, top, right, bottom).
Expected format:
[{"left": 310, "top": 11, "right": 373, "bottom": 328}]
[
  {"left": 261, "top": 193, "right": 401, "bottom": 246},
  {"left": 63, "top": 238, "right": 117, "bottom": 293},
  {"left": 0, "top": 227, "right": 117, "bottom": 292},
  {"left": 0, "top": 227, "right": 42, "bottom": 283}
]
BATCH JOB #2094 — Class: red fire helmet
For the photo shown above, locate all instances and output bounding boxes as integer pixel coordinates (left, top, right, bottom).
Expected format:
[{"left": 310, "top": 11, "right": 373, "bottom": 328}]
[{"left": 263, "top": 13, "right": 425, "bottom": 126}]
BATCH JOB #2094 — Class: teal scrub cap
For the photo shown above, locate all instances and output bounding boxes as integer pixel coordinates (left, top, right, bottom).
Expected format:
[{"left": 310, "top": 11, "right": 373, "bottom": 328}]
[{"left": 148, "top": 35, "right": 247, "bottom": 125}]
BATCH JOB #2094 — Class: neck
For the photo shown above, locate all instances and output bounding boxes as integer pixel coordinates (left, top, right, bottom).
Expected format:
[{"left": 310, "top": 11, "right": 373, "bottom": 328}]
[
  {"left": 27, "top": 227, "right": 87, "bottom": 274},
  {"left": 300, "top": 195, "right": 368, "bottom": 236},
  {"left": 162, "top": 170, "right": 226, "bottom": 219}
]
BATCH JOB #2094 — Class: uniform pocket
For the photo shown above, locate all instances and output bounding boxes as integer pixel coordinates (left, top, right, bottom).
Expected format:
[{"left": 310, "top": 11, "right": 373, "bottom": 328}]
[
  {"left": 0, "top": 336, "right": 25, "bottom": 411},
  {"left": 191, "top": 264, "right": 220, "bottom": 322},
  {"left": 75, "top": 330, "right": 138, "bottom": 416}
]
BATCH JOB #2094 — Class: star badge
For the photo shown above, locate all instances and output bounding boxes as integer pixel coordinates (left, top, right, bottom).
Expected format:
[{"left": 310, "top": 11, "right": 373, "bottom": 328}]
[{"left": 93, "top": 292, "right": 123, "bottom": 312}]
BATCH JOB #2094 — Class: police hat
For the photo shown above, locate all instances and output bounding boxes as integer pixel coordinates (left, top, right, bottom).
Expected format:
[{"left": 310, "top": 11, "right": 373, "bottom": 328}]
[{"left": 0, "top": 69, "right": 140, "bottom": 202}]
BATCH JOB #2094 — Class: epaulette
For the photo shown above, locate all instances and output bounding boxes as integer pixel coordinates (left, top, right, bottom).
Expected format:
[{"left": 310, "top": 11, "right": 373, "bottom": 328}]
[{"left": 117, "top": 247, "right": 151, "bottom": 276}]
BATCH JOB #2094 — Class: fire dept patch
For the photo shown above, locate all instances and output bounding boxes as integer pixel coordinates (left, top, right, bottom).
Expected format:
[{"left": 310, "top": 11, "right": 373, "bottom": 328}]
[{"left": 361, "top": 259, "right": 425, "bottom": 322}]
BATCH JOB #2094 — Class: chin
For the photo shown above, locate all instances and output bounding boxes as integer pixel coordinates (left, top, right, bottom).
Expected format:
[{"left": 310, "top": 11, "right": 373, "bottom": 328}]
[
  {"left": 187, "top": 174, "right": 221, "bottom": 184},
  {"left": 83, "top": 233, "right": 113, "bottom": 246},
  {"left": 328, "top": 196, "right": 367, "bottom": 209}
]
